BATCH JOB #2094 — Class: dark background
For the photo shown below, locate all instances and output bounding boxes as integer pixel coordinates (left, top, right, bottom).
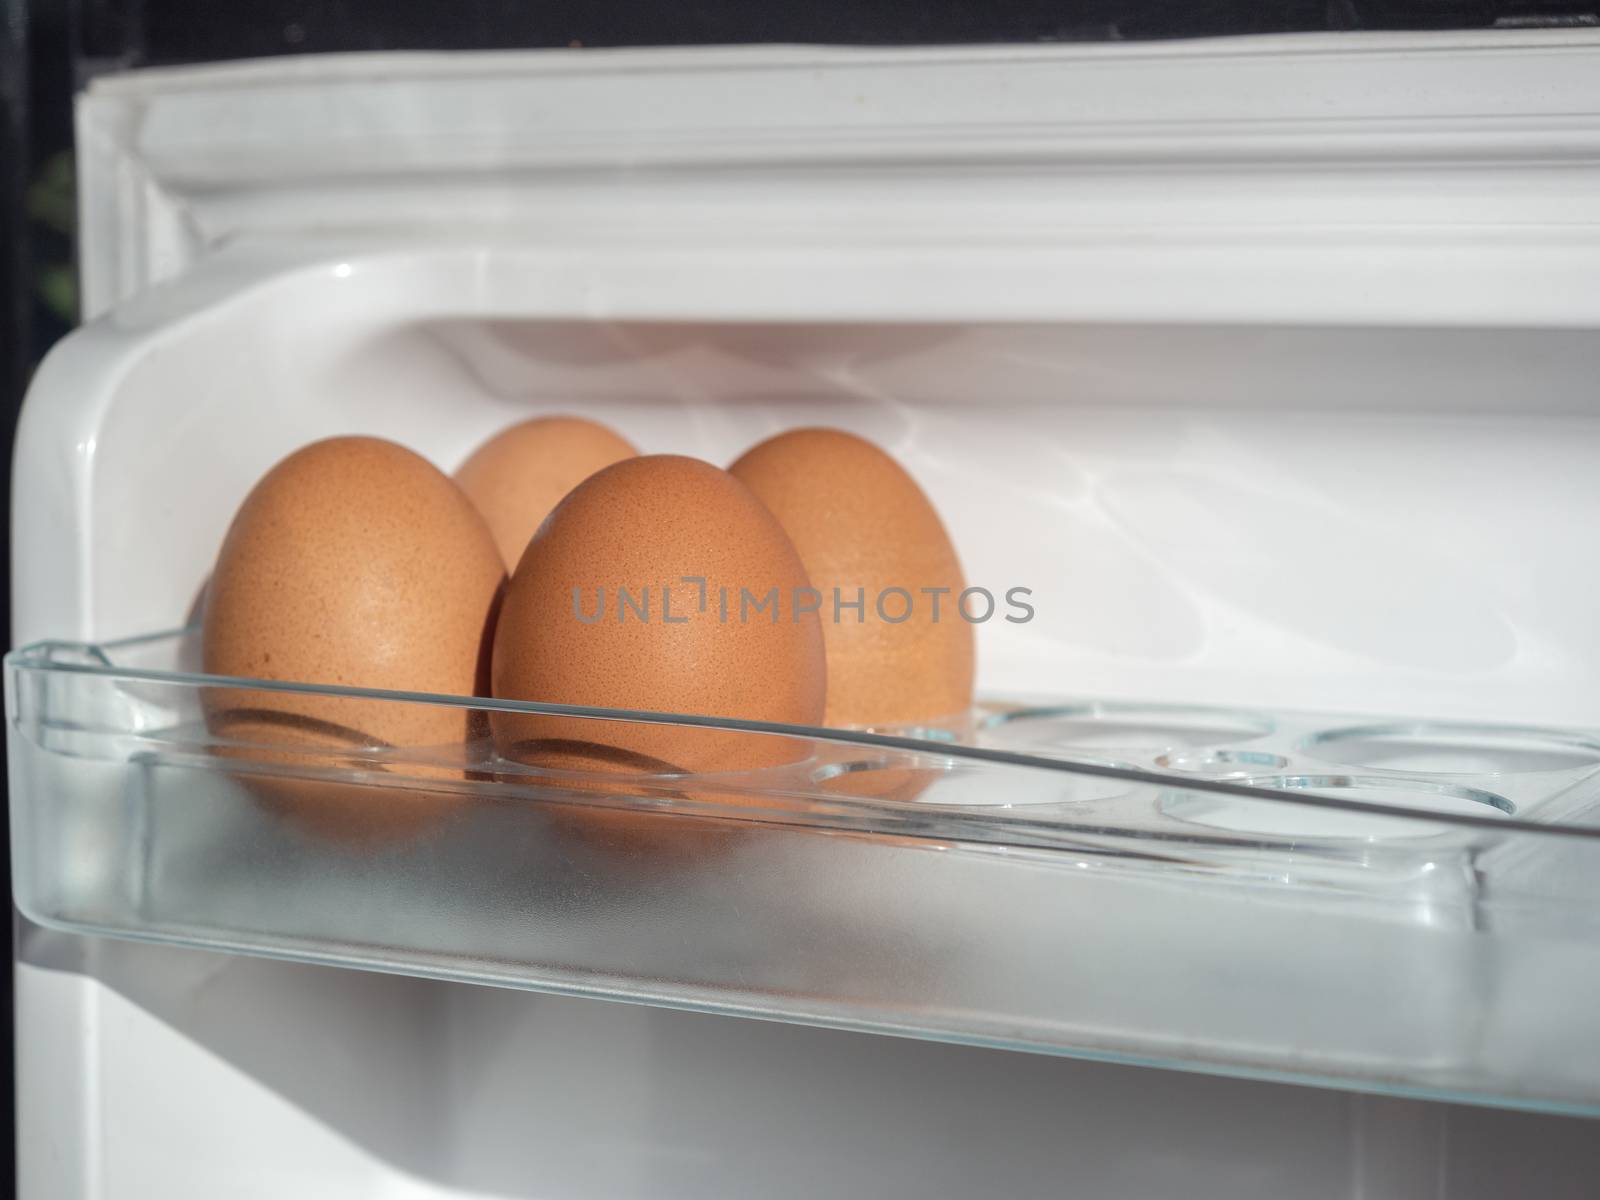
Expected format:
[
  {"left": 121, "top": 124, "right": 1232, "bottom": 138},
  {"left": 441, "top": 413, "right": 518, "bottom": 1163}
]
[{"left": 3, "top": 0, "right": 1598, "bottom": 1188}]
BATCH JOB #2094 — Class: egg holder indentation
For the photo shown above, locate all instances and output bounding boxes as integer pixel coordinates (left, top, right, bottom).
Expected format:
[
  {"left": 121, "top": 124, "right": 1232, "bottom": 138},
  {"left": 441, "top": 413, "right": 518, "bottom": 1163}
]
[{"left": 19, "top": 629, "right": 1600, "bottom": 873}]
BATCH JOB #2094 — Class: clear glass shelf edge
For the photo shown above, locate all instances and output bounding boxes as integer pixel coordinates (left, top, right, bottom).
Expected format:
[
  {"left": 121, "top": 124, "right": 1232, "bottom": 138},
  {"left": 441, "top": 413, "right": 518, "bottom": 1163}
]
[{"left": 11, "top": 628, "right": 1600, "bottom": 1115}]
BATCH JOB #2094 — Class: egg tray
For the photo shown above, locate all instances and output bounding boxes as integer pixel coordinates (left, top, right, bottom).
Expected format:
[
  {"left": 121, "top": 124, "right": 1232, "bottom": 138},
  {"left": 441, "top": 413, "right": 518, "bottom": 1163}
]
[
  {"left": 969, "top": 699, "right": 1600, "bottom": 840},
  {"left": 12, "top": 627, "right": 1600, "bottom": 1114}
]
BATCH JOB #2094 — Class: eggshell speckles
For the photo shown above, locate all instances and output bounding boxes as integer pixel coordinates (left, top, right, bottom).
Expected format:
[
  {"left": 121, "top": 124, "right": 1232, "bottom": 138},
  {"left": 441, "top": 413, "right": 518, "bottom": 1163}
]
[
  {"left": 730, "top": 429, "right": 974, "bottom": 728},
  {"left": 456, "top": 416, "right": 638, "bottom": 569},
  {"left": 490, "top": 455, "right": 826, "bottom": 778},
  {"left": 202, "top": 436, "right": 506, "bottom": 837}
]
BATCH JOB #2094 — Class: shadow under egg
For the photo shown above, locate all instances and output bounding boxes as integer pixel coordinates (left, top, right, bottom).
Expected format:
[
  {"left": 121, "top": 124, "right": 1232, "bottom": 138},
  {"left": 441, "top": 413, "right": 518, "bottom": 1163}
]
[
  {"left": 492, "top": 737, "right": 813, "bottom": 871},
  {"left": 206, "top": 709, "right": 468, "bottom": 845}
]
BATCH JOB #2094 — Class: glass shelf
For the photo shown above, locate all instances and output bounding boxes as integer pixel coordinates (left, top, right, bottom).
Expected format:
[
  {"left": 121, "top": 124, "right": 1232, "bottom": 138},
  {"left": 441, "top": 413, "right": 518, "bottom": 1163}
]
[{"left": 11, "top": 628, "right": 1600, "bottom": 1115}]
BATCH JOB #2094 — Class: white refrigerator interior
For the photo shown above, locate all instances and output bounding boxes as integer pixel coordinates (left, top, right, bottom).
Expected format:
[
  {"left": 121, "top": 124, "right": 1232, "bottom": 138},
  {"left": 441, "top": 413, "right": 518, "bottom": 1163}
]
[{"left": 13, "top": 30, "right": 1600, "bottom": 1198}]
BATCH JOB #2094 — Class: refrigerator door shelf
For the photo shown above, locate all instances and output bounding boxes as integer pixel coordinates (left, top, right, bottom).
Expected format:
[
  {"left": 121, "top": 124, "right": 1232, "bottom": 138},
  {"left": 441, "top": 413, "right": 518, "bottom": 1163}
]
[{"left": 10, "top": 628, "right": 1600, "bottom": 1114}]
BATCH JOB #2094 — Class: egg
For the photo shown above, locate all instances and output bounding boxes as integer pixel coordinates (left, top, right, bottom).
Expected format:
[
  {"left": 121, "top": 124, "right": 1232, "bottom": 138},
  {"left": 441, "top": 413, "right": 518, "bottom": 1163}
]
[
  {"left": 202, "top": 436, "right": 506, "bottom": 838},
  {"left": 491, "top": 455, "right": 826, "bottom": 780},
  {"left": 456, "top": 416, "right": 638, "bottom": 569},
  {"left": 730, "top": 428, "right": 974, "bottom": 728}
]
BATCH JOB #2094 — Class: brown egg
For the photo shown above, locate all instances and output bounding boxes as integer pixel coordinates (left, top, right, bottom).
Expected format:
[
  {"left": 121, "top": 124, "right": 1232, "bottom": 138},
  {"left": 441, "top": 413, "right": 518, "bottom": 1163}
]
[
  {"left": 202, "top": 436, "right": 507, "bottom": 839},
  {"left": 491, "top": 455, "right": 826, "bottom": 779},
  {"left": 730, "top": 428, "right": 974, "bottom": 729},
  {"left": 456, "top": 416, "right": 638, "bottom": 569},
  {"left": 213, "top": 739, "right": 473, "bottom": 844}
]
